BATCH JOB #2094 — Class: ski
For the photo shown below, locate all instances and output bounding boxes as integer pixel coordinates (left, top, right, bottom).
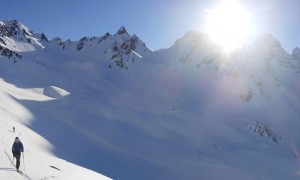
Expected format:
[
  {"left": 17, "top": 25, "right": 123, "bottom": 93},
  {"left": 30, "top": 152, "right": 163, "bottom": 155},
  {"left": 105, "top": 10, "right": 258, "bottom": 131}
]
[{"left": 16, "top": 169, "right": 23, "bottom": 175}]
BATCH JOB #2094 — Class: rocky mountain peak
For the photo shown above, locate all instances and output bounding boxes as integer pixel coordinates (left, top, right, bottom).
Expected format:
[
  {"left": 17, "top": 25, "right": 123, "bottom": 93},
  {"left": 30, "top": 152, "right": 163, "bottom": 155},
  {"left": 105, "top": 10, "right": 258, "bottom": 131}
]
[
  {"left": 172, "top": 31, "right": 213, "bottom": 49},
  {"left": 40, "top": 33, "right": 48, "bottom": 42},
  {"left": 0, "top": 19, "right": 32, "bottom": 38},
  {"left": 115, "top": 25, "right": 127, "bottom": 35},
  {"left": 254, "top": 33, "right": 282, "bottom": 50}
]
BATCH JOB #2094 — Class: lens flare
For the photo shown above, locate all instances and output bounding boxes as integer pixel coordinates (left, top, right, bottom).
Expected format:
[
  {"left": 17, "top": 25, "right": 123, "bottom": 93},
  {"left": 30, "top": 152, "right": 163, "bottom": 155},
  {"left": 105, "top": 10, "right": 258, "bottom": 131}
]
[{"left": 206, "top": 0, "right": 253, "bottom": 52}]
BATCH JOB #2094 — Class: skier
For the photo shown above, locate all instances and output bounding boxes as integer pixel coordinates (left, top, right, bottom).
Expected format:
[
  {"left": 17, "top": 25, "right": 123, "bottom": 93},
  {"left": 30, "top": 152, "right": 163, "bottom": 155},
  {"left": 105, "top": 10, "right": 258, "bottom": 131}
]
[
  {"left": 13, "top": 127, "right": 15, "bottom": 133},
  {"left": 12, "top": 137, "right": 24, "bottom": 172}
]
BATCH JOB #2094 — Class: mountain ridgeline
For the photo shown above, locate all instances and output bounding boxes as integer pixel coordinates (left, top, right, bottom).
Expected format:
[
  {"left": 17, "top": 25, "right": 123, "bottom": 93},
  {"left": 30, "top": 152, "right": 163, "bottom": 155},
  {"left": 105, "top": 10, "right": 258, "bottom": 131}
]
[{"left": 0, "top": 20, "right": 300, "bottom": 180}]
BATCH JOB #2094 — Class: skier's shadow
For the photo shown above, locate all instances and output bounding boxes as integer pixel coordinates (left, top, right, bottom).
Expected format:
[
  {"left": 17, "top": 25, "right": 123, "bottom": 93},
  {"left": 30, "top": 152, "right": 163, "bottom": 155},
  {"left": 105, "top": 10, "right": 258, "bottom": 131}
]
[
  {"left": 0, "top": 167, "right": 15, "bottom": 171},
  {"left": 7, "top": 130, "right": 21, "bottom": 136}
]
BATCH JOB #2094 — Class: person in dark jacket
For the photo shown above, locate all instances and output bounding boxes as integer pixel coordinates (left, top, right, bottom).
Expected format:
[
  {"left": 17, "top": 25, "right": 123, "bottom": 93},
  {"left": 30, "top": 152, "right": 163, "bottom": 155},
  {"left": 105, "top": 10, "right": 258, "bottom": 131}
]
[{"left": 12, "top": 137, "right": 24, "bottom": 172}]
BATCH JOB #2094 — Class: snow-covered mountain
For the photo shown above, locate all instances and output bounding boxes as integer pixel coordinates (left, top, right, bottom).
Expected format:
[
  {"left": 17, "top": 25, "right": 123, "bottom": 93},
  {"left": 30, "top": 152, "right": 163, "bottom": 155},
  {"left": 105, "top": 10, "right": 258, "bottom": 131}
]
[
  {"left": 0, "top": 20, "right": 111, "bottom": 180},
  {"left": 0, "top": 19, "right": 300, "bottom": 179},
  {"left": 0, "top": 87, "right": 110, "bottom": 180}
]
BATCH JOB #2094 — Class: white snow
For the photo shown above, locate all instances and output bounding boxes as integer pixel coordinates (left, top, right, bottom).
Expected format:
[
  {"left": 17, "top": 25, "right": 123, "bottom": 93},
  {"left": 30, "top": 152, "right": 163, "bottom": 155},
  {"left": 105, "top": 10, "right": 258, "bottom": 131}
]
[
  {"left": 0, "top": 20, "right": 300, "bottom": 179},
  {"left": 43, "top": 86, "right": 70, "bottom": 99},
  {"left": 0, "top": 85, "right": 110, "bottom": 179}
]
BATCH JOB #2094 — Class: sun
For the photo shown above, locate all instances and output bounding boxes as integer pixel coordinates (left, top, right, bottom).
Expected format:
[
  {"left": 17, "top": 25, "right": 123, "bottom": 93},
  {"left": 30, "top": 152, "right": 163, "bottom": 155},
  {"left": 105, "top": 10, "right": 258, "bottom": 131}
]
[{"left": 206, "top": 0, "right": 253, "bottom": 52}]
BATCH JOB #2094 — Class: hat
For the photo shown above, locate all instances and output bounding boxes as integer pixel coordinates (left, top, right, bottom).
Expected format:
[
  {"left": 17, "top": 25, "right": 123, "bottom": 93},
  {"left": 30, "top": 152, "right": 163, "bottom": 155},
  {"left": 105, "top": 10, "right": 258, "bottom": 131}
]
[{"left": 15, "top": 137, "right": 19, "bottom": 141}]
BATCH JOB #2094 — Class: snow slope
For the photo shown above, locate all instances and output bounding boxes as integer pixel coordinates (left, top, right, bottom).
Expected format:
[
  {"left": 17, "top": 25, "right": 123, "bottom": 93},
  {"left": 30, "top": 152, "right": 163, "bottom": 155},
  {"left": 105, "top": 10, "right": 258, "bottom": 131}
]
[
  {"left": 0, "top": 80, "right": 110, "bottom": 179},
  {"left": 0, "top": 20, "right": 300, "bottom": 179}
]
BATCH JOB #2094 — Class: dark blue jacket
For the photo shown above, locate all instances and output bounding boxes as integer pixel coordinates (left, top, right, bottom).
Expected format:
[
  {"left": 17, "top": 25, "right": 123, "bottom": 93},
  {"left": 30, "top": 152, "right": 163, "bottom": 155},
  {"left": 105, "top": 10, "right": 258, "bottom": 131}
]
[{"left": 12, "top": 141, "right": 24, "bottom": 153}]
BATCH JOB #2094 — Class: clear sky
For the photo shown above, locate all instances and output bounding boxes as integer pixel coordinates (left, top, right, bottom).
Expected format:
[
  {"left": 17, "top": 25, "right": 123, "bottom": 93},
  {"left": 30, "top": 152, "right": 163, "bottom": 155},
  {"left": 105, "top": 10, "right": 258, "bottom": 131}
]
[{"left": 2, "top": 0, "right": 300, "bottom": 53}]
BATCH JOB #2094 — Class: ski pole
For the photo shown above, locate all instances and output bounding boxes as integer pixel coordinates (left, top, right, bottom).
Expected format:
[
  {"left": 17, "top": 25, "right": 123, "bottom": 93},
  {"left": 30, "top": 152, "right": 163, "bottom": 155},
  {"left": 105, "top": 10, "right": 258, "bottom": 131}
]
[{"left": 22, "top": 152, "right": 25, "bottom": 172}]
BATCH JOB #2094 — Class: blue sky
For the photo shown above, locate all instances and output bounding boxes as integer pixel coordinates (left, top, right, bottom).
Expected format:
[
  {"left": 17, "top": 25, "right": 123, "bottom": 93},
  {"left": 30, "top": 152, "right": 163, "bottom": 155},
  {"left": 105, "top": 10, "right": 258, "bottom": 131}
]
[{"left": 2, "top": 0, "right": 300, "bottom": 53}]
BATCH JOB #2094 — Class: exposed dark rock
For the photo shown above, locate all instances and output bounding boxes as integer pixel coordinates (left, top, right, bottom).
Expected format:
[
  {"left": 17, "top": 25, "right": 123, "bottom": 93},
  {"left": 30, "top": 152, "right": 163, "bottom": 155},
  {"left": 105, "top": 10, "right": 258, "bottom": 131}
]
[
  {"left": 116, "top": 26, "right": 127, "bottom": 35},
  {"left": 0, "top": 46, "right": 22, "bottom": 61},
  {"left": 41, "top": 33, "right": 48, "bottom": 42},
  {"left": 77, "top": 42, "right": 84, "bottom": 51},
  {"left": 99, "top": 32, "right": 110, "bottom": 43},
  {"left": 247, "top": 121, "right": 281, "bottom": 143},
  {"left": 0, "top": 38, "right": 6, "bottom": 45},
  {"left": 22, "top": 29, "right": 29, "bottom": 36},
  {"left": 79, "top": 37, "right": 88, "bottom": 42},
  {"left": 120, "top": 42, "right": 128, "bottom": 50},
  {"left": 0, "top": 20, "right": 32, "bottom": 40},
  {"left": 111, "top": 44, "right": 118, "bottom": 52},
  {"left": 52, "top": 37, "right": 65, "bottom": 49},
  {"left": 129, "top": 35, "right": 139, "bottom": 50}
]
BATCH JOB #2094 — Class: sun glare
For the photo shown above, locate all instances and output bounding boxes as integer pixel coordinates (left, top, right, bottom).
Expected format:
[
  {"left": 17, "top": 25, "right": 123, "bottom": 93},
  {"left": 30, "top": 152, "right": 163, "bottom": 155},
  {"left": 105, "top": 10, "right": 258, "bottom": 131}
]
[{"left": 206, "top": 0, "right": 253, "bottom": 52}]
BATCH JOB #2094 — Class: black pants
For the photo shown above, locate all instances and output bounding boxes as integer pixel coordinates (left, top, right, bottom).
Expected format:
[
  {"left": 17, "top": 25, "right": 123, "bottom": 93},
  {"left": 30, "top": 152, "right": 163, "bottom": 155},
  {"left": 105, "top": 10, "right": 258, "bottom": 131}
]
[{"left": 14, "top": 152, "right": 21, "bottom": 170}]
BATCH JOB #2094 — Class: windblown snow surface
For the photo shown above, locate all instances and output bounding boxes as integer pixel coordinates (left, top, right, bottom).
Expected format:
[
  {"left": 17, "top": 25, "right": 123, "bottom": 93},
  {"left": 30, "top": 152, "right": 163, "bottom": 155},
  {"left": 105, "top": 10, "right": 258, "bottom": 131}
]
[
  {"left": 0, "top": 80, "right": 110, "bottom": 179},
  {"left": 0, "top": 20, "right": 300, "bottom": 179}
]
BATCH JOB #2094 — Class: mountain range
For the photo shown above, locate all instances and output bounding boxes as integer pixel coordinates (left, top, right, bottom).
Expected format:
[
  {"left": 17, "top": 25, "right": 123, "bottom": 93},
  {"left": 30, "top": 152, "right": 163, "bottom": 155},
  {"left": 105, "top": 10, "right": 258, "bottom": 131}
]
[{"left": 0, "top": 19, "right": 300, "bottom": 179}]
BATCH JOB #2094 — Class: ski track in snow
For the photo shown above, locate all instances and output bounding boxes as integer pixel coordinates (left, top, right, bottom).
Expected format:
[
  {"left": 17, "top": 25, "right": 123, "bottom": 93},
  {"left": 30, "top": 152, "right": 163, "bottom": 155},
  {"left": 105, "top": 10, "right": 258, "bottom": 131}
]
[
  {"left": 4, "top": 151, "right": 32, "bottom": 180},
  {"left": 0, "top": 119, "right": 53, "bottom": 180},
  {"left": 0, "top": 119, "right": 32, "bottom": 180},
  {"left": 0, "top": 117, "right": 110, "bottom": 180},
  {"left": 0, "top": 20, "right": 300, "bottom": 179}
]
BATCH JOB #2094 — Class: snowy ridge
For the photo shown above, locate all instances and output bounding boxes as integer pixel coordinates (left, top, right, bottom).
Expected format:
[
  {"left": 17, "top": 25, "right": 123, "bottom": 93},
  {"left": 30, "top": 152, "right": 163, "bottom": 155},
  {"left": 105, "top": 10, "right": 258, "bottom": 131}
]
[
  {"left": 0, "top": 20, "right": 46, "bottom": 51},
  {"left": 0, "top": 20, "right": 300, "bottom": 179}
]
